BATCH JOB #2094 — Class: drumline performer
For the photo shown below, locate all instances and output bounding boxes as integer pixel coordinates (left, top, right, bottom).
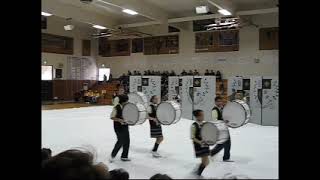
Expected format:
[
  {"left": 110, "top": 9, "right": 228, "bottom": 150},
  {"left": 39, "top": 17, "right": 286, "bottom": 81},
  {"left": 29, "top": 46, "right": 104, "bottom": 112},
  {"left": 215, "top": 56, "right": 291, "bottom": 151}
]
[
  {"left": 173, "top": 94, "right": 181, "bottom": 104},
  {"left": 112, "top": 86, "right": 125, "bottom": 106},
  {"left": 109, "top": 94, "right": 131, "bottom": 162},
  {"left": 191, "top": 110, "right": 210, "bottom": 176},
  {"left": 147, "top": 95, "right": 164, "bottom": 158},
  {"left": 211, "top": 96, "right": 233, "bottom": 162}
]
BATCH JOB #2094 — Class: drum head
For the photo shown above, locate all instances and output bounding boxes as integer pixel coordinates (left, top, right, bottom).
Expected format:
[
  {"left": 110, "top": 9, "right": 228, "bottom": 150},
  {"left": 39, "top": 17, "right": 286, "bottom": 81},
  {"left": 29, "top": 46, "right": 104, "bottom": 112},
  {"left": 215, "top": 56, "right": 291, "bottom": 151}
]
[
  {"left": 201, "top": 122, "right": 219, "bottom": 145},
  {"left": 223, "top": 102, "right": 246, "bottom": 128},
  {"left": 157, "top": 102, "right": 176, "bottom": 125},
  {"left": 122, "top": 103, "right": 139, "bottom": 125}
]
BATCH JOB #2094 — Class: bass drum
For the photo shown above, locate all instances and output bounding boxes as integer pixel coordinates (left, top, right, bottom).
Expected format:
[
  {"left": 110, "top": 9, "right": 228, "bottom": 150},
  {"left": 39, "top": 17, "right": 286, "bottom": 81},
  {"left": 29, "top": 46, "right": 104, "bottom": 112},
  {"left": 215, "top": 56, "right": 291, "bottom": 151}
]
[
  {"left": 128, "top": 92, "right": 148, "bottom": 107},
  {"left": 201, "top": 121, "right": 230, "bottom": 145},
  {"left": 223, "top": 100, "right": 251, "bottom": 128},
  {"left": 156, "top": 101, "right": 182, "bottom": 125},
  {"left": 122, "top": 102, "right": 147, "bottom": 125}
]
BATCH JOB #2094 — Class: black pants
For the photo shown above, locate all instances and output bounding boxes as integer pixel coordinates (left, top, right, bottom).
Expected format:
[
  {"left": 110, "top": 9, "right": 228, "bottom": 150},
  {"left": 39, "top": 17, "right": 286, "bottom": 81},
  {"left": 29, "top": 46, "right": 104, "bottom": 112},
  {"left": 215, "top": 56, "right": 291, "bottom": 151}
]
[
  {"left": 211, "top": 139, "right": 231, "bottom": 161},
  {"left": 111, "top": 128, "right": 130, "bottom": 158}
]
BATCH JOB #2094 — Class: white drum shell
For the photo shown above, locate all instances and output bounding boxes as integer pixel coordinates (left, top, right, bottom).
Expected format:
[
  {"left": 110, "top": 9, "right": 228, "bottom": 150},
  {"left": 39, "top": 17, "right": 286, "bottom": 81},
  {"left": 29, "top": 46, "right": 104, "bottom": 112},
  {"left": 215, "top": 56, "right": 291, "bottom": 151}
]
[
  {"left": 128, "top": 92, "right": 148, "bottom": 107},
  {"left": 213, "top": 121, "right": 230, "bottom": 144},
  {"left": 123, "top": 102, "right": 147, "bottom": 125},
  {"left": 156, "top": 101, "right": 182, "bottom": 125},
  {"left": 223, "top": 100, "right": 251, "bottom": 128}
]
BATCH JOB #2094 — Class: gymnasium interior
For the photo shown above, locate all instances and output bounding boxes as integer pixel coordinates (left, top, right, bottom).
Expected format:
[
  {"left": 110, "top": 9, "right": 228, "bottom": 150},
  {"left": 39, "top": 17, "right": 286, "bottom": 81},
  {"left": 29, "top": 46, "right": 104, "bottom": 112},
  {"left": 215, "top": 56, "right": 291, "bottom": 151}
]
[{"left": 41, "top": 0, "right": 278, "bottom": 179}]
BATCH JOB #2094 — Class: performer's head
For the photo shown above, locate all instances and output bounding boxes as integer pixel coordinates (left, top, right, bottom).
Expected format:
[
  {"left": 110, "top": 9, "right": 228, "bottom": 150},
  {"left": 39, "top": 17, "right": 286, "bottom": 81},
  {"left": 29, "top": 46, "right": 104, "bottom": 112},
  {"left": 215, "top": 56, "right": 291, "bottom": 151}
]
[
  {"left": 193, "top": 109, "right": 204, "bottom": 122},
  {"left": 150, "top": 95, "right": 160, "bottom": 104},
  {"left": 118, "top": 94, "right": 129, "bottom": 105},
  {"left": 117, "top": 86, "right": 125, "bottom": 95},
  {"left": 235, "top": 90, "right": 244, "bottom": 100},
  {"left": 215, "top": 96, "right": 224, "bottom": 108}
]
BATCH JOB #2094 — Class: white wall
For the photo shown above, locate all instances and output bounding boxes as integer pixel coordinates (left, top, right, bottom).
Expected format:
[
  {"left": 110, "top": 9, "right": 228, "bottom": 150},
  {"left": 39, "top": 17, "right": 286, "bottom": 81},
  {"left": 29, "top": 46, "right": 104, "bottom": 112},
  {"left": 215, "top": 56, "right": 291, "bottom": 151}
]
[
  {"left": 97, "top": 13, "right": 278, "bottom": 78},
  {"left": 41, "top": 16, "right": 98, "bottom": 79}
]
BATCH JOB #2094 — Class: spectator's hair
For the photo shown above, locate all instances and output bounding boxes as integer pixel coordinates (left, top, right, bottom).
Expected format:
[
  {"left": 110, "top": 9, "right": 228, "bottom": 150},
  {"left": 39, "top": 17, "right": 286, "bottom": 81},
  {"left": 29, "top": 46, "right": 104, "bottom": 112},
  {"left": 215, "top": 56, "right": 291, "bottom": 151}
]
[
  {"left": 42, "top": 148, "right": 52, "bottom": 162},
  {"left": 150, "top": 95, "right": 157, "bottom": 103},
  {"left": 118, "top": 94, "right": 129, "bottom": 104},
  {"left": 109, "top": 168, "right": 129, "bottom": 180},
  {"left": 118, "top": 85, "right": 125, "bottom": 90},
  {"left": 193, "top": 109, "right": 203, "bottom": 117},
  {"left": 215, "top": 96, "right": 223, "bottom": 101},
  {"left": 150, "top": 174, "right": 172, "bottom": 180},
  {"left": 42, "top": 149, "right": 110, "bottom": 180}
]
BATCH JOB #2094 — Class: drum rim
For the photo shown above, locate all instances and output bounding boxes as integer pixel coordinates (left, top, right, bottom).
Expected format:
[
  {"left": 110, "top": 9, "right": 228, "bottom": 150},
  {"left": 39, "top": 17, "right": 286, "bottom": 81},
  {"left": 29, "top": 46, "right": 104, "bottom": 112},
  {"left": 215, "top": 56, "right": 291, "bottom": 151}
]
[
  {"left": 235, "top": 100, "right": 251, "bottom": 127},
  {"left": 224, "top": 100, "right": 251, "bottom": 128},
  {"left": 123, "top": 102, "right": 140, "bottom": 125},
  {"left": 156, "top": 101, "right": 179, "bottom": 125}
]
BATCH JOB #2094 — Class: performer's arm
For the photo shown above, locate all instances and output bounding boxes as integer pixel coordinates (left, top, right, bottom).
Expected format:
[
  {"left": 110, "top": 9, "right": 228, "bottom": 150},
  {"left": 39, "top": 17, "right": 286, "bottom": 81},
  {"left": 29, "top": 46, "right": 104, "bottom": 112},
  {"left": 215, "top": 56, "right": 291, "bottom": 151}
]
[
  {"left": 147, "top": 106, "right": 158, "bottom": 122},
  {"left": 110, "top": 107, "right": 125, "bottom": 124},
  {"left": 112, "top": 97, "right": 119, "bottom": 106},
  {"left": 191, "top": 125, "right": 202, "bottom": 145}
]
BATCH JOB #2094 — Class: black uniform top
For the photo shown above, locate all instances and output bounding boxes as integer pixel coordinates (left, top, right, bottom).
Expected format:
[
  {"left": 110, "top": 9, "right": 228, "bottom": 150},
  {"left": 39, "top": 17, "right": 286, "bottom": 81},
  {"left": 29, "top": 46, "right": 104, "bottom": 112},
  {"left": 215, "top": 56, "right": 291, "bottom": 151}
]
[
  {"left": 148, "top": 104, "right": 158, "bottom": 127},
  {"left": 212, "top": 106, "right": 223, "bottom": 121},
  {"left": 192, "top": 122, "right": 202, "bottom": 141},
  {"left": 113, "top": 104, "right": 128, "bottom": 131}
]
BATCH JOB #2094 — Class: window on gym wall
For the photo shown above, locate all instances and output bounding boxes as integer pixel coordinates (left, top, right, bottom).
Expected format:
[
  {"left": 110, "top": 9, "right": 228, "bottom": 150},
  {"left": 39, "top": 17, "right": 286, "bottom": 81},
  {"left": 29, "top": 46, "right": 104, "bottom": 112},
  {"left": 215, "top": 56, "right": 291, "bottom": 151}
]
[
  {"left": 98, "top": 68, "right": 110, "bottom": 81},
  {"left": 42, "top": 65, "right": 53, "bottom": 80}
]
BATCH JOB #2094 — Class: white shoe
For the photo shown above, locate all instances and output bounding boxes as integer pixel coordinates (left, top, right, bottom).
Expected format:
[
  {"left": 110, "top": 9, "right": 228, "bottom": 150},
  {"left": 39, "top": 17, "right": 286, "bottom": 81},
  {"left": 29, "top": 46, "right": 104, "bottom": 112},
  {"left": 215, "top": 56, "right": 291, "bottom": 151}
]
[
  {"left": 109, "top": 156, "right": 115, "bottom": 163},
  {"left": 191, "top": 166, "right": 198, "bottom": 173},
  {"left": 152, "top": 151, "right": 162, "bottom": 158},
  {"left": 121, "top": 157, "right": 131, "bottom": 161}
]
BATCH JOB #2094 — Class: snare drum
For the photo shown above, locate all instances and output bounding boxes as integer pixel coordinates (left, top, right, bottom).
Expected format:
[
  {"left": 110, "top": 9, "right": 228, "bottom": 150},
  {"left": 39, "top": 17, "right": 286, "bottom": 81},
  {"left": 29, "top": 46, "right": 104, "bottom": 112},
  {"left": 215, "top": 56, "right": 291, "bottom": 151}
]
[
  {"left": 201, "top": 121, "right": 230, "bottom": 145},
  {"left": 128, "top": 92, "right": 148, "bottom": 107},
  {"left": 223, "top": 100, "right": 251, "bottom": 128},
  {"left": 156, "top": 101, "right": 182, "bottom": 125},
  {"left": 122, "top": 102, "right": 147, "bottom": 125}
]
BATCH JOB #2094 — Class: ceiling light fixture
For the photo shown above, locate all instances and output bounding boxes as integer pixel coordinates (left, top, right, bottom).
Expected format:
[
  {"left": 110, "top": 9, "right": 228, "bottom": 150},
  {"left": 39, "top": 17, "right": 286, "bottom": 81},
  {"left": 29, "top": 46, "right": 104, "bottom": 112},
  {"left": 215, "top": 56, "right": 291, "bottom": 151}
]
[
  {"left": 122, "top": 9, "right": 138, "bottom": 15},
  {"left": 218, "top": 9, "right": 232, "bottom": 16},
  {"left": 64, "top": 25, "right": 75, "bottom": 31},
  {"left": 195, "top": 6, "right": 209, "bottom": 14},
  {"left": 93, "top": 25, "right": 107, "bottom": 30},
  {"left": 42, "top": 12, "right": 52, "bottom": 16}
]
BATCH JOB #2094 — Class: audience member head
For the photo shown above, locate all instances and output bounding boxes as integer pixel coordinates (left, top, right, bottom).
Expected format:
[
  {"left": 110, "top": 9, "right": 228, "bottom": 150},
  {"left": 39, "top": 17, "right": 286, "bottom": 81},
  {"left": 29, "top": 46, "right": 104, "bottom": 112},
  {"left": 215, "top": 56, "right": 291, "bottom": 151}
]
[
  {"left": 150, "top": 173, "right": 172, "bottom": 180},
  {"left": 42, "top": 149, "right": 110, "bottom": 180},
  {"left": 109, "top": 168, "right": 129, "bottom": 180},
  {"left": 42, "top": 148, "right": 52, "bottom": 162}
]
